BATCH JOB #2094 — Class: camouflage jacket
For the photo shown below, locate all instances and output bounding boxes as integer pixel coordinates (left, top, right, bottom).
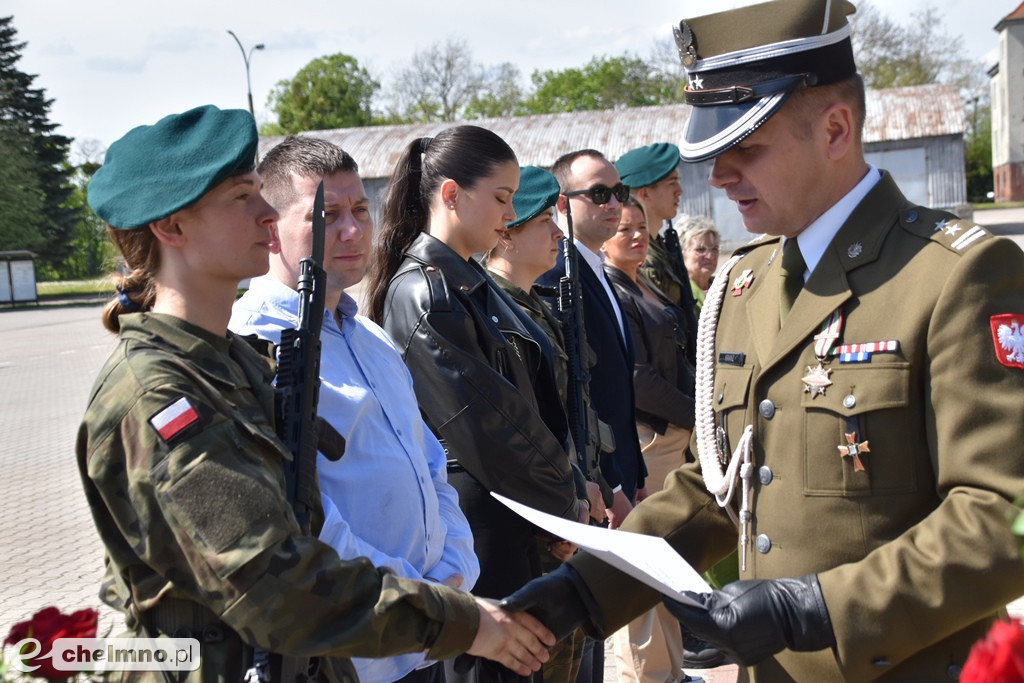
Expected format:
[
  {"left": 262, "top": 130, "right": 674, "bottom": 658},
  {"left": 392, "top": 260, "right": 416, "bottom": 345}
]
[{"left": 77, "top": 313, "right": 478, "bottom": 681}]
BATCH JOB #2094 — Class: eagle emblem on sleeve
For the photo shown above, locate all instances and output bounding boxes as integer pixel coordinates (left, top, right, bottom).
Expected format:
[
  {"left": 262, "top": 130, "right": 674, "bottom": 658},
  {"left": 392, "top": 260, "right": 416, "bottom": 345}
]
[{"left": 992, "top": 315, "right": 1024, "bottom": 370}]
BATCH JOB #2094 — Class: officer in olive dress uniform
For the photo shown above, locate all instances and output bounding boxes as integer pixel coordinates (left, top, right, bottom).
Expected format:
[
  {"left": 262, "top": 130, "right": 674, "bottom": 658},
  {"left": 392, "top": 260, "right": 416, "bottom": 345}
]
[
  {"left": 502, "top": 1, "right": 1024, "bottom": 681},
  {"left": 78, "top": 105, "right": 552, "bottom": 682}
]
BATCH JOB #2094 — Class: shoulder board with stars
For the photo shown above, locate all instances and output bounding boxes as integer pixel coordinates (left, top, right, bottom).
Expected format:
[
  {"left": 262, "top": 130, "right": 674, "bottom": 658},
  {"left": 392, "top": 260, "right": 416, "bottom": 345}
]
[{"left": 898, "top": 208, "right": 991, "bottom": 254}]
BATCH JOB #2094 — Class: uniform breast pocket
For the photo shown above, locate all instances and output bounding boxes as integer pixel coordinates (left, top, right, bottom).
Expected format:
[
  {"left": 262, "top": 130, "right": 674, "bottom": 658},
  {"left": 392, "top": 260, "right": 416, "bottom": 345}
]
[
  {"left": 802, "top": 363, "right": 916, "bottom": 497},
  {"left": 713, "top": 365, "right": 753, "bottom": 457}
]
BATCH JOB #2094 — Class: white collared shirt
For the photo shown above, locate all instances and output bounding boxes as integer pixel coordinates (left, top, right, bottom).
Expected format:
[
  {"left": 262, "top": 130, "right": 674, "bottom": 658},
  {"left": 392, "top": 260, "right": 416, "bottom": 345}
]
[
  {"left": 788, "top": 163, "right": 882, "bottom": 281},
  {"left": 576, "top": 239, "right": 627, "bottom": 342}
]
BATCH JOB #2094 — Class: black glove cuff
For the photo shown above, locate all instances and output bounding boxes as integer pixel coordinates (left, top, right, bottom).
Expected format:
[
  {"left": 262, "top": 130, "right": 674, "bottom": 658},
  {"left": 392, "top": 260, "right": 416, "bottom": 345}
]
[{"left": 791, "top": 574, "right": 835, "bottom": 652}]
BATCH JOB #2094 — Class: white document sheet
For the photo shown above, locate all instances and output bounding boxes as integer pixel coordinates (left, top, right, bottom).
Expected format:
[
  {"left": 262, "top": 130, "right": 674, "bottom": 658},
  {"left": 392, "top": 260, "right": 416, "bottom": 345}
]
[{"left": 493, "top": 492, "right": 711, "bottom": 608}]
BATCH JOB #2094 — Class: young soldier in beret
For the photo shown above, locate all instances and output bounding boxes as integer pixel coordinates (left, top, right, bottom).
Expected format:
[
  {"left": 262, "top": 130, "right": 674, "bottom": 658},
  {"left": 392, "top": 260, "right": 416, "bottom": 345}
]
[
  {"left": 482, "top": 165, "right": 599, "bottom": 683},
  {"left": 79, "top": 105, "right": 553, "bottom": 682},
  {"left": 616, "top": 143, "right": 699, "bottom": 367},
  {"left": 503, "top": 1, "right": 1024, "bottom": 680}
]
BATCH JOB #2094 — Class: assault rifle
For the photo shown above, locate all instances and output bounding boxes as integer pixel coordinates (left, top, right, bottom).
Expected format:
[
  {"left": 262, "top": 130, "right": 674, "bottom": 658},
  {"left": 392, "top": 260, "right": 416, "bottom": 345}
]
[
  {"left": 557, "top": 202, "right": 591, "bottom": 481},
  {"left": 245, "top": 180, "right": 344, "bottom": 683}
]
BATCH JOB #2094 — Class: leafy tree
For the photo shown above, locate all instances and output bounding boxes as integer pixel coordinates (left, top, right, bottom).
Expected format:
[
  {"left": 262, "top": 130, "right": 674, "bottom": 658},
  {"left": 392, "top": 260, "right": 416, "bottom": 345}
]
[
  {"left": 0, "top": 118, "right": 45, "bottom": 251},
  {"left": 62, "top": 148, "right": 116, "bottom": 279},
  {"left": 851, "top": 2, "right": 976, "bottom": 90},
  {"left": 262, "top": 53, "right": 379, "bottom": 135},
  {"left": 964, "top": 94, "right": 993, "bottom": 203},
  {"left": 850, "top": 2, "right": 992, "bottom": 203},
  {"left": 0, "top": 15, "right": 75, "bottom": 276},
  {"left": 464, "top": 63, "right": 526, "bottom": 119},
  {"left": 386, "top": 37, "right": 485, "bottom": 122},
  {"left": 523, "top": 54, "right": 674, "bottom": 114}
]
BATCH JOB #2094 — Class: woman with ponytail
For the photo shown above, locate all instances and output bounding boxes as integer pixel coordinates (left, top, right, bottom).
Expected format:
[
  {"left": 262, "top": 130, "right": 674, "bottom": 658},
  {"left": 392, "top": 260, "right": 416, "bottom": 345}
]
[
  {"left": 78, "top": 107, "right": 553, "bottom": 682},
  {"left": 366, "top": 126, "right": 584, "bottom": 683}
]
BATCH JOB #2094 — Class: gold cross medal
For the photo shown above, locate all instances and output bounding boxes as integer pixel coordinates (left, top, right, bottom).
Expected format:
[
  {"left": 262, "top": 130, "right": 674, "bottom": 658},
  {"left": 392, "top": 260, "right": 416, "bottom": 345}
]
[
  {"left": 838, "top": 432, "right": 870, "bottom": 472},
  {"left": 801, "top": 363, "right": 832, "bottom": 398}
]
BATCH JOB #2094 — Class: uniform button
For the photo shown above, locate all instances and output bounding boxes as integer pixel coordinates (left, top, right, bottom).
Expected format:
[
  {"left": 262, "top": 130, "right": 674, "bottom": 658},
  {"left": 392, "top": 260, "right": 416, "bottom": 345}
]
[
  {"left": 759, "top": 466, "right": 773, "bottom": 486},
  {"left": 872, "top": 658, "right": 891, "bottom": 668},
  {"left": 843, "top": 394, "right": 857, "bottom": 409},
  {"left": 491, "top": 315, "right": 499, "bottom": 323},
  {"left": 717, "top": 392, "right": 724, "bottom": 404},
  {"left": 755, "top": 534, "right": 772, "bottom": 554},
  {"left": 759, "top": 400, "right": 776, "bottom": 419},
  {"left": 946, "top": 664, "right": 962, "bottom": 679},
  {"left": 906, "top": 210, "right": 919, "bottom": 223}
]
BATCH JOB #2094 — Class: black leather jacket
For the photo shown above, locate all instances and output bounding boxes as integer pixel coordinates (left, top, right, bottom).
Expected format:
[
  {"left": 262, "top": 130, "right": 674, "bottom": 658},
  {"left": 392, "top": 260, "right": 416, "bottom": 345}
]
[
  {"left": 605, "top": 265, "right": 696, "bottom": 434},
  {"left": 381, "top": 233, "right": 579, "bottom": 522}
]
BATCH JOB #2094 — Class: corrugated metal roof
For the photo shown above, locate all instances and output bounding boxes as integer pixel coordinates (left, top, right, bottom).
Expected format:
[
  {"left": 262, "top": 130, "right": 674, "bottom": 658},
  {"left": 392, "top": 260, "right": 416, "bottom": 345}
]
[
  {"left": 863, "top": 83, "right": 965, "bottom": 143},
  {"left": 259, "top": 84, "right": 965, "bottom": 178}
]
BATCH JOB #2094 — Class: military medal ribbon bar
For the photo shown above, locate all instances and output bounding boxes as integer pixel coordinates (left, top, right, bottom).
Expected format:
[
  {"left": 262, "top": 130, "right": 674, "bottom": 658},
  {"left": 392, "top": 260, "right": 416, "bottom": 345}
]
[{"left": 837, "top": 340, "right": 900, "bottom": 363}]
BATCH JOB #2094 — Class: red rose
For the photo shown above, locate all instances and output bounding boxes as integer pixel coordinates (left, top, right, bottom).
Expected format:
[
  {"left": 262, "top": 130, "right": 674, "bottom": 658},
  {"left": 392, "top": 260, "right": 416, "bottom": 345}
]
[
  {"left": 4, "top": 606, "right": 99, "bottom": 680},
  {"left": 962, "top": 617, "right": 1024, "bottom": 683}
]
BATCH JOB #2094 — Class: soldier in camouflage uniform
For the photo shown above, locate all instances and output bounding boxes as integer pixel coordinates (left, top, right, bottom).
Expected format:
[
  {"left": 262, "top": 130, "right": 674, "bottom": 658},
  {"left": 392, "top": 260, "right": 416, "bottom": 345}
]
[{"left": 79, "top": 105, "right": 554, "bottom": 682}]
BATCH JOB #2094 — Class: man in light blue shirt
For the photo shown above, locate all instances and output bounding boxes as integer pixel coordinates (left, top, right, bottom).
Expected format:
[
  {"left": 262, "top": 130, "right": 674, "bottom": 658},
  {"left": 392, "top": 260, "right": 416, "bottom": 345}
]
[{"left": 230, "top": 136, "right": 480, "bottom": 683}]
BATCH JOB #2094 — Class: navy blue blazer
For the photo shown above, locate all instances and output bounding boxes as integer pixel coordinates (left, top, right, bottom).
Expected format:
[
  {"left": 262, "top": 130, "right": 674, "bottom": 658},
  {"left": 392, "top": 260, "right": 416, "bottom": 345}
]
[{"left": 538, "top": 241, "right": 646, "bottom": 500}]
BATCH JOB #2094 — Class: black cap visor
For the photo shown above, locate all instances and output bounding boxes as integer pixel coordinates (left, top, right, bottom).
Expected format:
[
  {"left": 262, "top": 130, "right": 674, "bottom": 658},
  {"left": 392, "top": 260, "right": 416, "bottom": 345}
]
[{"left": 680, "top": 92, "right": 789, "bottom": 163}]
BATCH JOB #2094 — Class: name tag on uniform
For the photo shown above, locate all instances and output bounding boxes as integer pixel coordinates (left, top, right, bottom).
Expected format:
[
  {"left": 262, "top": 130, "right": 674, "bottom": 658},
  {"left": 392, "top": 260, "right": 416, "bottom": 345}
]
[{"left": 718, "top": 352, "right": 746, "bottom": 366}]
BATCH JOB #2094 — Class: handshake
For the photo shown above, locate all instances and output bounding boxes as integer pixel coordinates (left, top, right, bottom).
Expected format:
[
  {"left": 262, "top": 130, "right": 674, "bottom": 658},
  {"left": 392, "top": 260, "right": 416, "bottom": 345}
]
[{"left": 473, "top": 564, "right": 836, "bottom": 674}]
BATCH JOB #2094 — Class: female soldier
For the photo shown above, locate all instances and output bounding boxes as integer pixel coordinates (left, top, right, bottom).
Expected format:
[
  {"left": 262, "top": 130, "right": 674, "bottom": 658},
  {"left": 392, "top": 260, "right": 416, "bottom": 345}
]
[
  {"left": 78, "top": 106, "right": 551, "bottom": 682},
  {"left": 602, "top": 197, "right": 700, "bottom": 683},
  {"left": 365, "top": 127, "right": 581, "bottom": 683},
  {"left": 481, "top": 165, "right": 603, "bottom": 683}
]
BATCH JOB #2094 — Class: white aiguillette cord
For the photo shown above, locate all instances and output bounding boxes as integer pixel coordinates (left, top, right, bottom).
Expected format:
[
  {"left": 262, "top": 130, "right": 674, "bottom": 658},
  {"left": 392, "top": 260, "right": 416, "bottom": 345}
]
[{"left": 695, "top": 252, "right": 755, "bottom": 571}]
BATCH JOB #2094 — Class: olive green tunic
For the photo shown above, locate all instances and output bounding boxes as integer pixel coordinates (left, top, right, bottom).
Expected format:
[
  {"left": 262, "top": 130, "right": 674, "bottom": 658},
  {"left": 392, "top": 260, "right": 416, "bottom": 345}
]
[{"left": 572, "top": 174, "right": 1024, "bottom": 681}]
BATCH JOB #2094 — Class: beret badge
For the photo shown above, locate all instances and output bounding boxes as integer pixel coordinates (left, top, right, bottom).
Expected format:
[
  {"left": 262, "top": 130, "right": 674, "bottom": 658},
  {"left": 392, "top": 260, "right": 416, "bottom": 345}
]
[{"left": 673, "top": 21, "right": 698, "bottom": 68}]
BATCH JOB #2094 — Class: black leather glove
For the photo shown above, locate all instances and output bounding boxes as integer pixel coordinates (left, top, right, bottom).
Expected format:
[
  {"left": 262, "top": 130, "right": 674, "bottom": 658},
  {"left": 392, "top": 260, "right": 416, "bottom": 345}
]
[
  {"left": 663, "top": 574, "right": 835, "bottom": 667},
  {"left": 500, "top": 563, "right": 605, "bottom": 642}
]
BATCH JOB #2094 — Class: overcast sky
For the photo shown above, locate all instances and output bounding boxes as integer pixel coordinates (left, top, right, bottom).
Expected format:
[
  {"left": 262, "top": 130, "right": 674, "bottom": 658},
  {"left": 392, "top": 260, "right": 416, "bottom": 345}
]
[{"left": 5, "top": 0, "right": 1013, "bottom": 157}]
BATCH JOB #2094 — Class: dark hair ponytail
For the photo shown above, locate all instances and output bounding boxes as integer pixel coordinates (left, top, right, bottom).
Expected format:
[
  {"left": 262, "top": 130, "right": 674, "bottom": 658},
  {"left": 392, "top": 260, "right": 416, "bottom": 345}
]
[{"left": 366, "top": 125, "right": 517, "bottom": 323}]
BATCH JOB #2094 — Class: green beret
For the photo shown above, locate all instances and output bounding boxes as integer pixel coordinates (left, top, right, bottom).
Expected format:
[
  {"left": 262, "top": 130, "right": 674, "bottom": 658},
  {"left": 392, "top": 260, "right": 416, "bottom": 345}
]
[
  {"left": 88, "top": 105, "right": 258, "bottom": 229},
  {"left": 509, "top": 166, "right": 560, "bottom": 229},
  {"left": 615, "top": 143, "right": 681, "bottom": 188},
  {"left": 674, "top": 0, "right": 857, "bottom": 162}
]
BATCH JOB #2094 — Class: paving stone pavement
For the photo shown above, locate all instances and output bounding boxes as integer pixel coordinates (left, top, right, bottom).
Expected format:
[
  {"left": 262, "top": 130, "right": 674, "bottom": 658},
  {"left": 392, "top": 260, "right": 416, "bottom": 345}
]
[{"left": 0, "top": 303, "right": 125, "bottom": 639}]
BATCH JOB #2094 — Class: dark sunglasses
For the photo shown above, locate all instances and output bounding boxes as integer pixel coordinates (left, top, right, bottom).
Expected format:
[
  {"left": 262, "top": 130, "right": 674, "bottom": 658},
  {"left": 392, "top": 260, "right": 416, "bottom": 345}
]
[{"left": 564, "top": 183, "right": 630, "bottom": 205}]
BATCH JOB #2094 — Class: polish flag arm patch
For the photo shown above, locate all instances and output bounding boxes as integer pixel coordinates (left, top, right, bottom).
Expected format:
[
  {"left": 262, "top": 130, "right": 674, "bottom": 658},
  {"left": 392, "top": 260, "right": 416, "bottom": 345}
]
[
  {"left": 991, "top": 314, "right": 1024, "bottom": 370},
  {"left": 150, "top": 396, "right": 201, "bottom": 442}
]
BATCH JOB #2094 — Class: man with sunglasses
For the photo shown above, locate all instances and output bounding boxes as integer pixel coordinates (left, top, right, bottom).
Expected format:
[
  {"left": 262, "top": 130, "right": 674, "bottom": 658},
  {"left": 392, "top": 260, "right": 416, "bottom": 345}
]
[
  {"left": 537, "top": 148, "right": 647, "bottom": 683},
  {"left": 504, "top": 0, "right": 1024, "bottom": 680},
  {"left": 540, "top": 149, "right": 644, "bottom": 527}
]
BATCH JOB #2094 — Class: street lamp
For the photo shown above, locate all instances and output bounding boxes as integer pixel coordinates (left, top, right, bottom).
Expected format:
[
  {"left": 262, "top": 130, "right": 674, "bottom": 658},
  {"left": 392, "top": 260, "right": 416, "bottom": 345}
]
[{"left": 227, "top": 30, "right": 264, "bottom": 119}]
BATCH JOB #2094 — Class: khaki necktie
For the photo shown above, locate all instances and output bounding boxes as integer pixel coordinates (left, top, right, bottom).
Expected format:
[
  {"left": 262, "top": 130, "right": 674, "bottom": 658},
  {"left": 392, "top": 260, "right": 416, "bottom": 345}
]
[{"left": 780, "top": 237, "right": 806, "bottom": 323}]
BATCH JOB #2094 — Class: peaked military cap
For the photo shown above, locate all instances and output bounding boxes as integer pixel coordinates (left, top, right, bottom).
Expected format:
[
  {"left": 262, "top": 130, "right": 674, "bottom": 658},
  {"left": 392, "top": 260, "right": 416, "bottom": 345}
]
[
  {"left": 615, "top": 143, "right": 681, "bottom": 189},
  {"left": 674, "top": 0, "right": 857, "bottom": 162},
  {"left": 88, "top": 105, "right": 258, "bottom": 229},
  {"left": 508, "top": 166, "right": 560, "bottom": 228}
]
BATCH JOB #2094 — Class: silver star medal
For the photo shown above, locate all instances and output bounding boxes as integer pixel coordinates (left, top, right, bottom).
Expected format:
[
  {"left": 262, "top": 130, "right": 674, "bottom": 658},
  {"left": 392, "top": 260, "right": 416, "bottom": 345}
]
[{"left": 802, "top": 363, "right": 833, "bottom": 398}]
